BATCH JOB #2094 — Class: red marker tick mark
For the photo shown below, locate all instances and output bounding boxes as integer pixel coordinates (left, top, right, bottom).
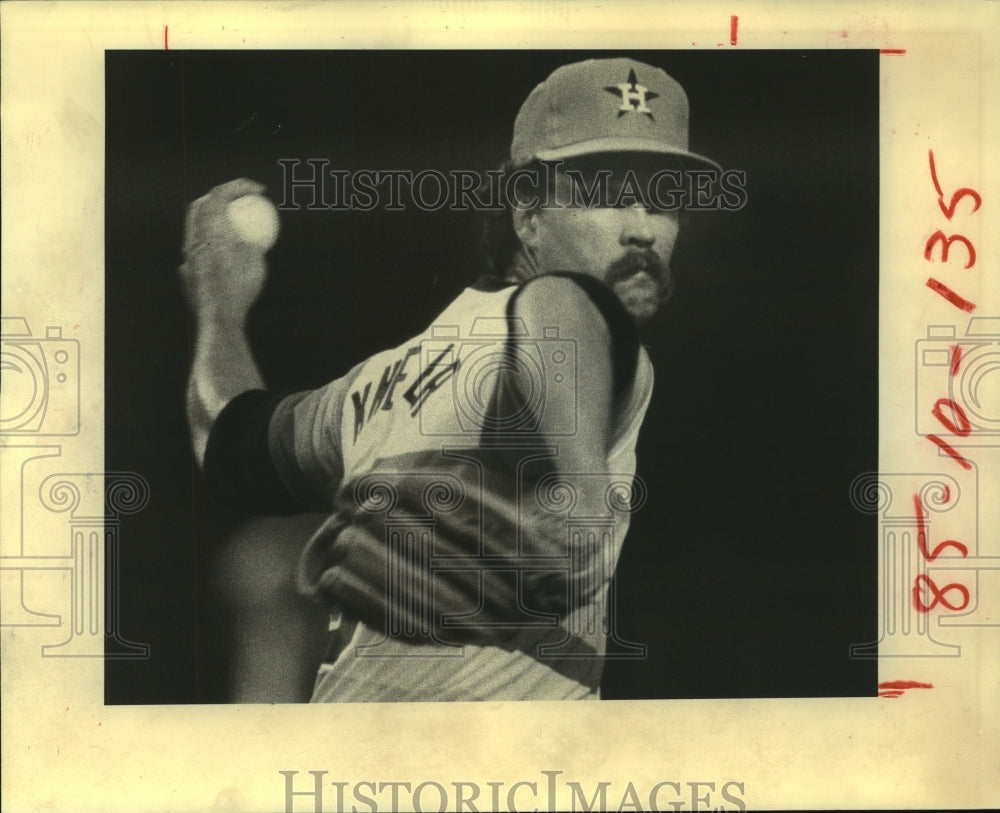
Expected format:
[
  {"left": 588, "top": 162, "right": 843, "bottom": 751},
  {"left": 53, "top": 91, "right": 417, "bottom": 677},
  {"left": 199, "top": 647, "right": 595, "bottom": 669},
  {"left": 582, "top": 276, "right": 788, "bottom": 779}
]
[
  {"left": 730, "top": 15, "right": 738, "bottom": 46},
  {"left": 880, "top": 48, "right": 906, "bottom": 55},
  {"left": 878, "top": 680, "right": 934, "bottom": 697},
  {"left": 164, "top": 25, "right": 168, "bottom": 50},
  {"left": 880, "top": 680, "right": 934, "bottom": 690},
  {"left": 926, "top": 278, "right": 977, "bottom": 313},
  {"left": 878, "top": 680, "right": 933, "bottom": 698}
]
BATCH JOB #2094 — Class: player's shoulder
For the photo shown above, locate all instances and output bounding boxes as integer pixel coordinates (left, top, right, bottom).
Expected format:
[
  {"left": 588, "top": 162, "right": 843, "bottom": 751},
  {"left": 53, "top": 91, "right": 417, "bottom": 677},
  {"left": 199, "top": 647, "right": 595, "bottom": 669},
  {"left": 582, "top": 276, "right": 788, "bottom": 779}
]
[
  {"left": 511, "top": 271, "right": 641, "bottom": 395},
  {"left": 513, "top": 272, "right": 608, "bottom": 327},
  {"left": 514, "top": 270, "right": 605, "bottom": 302},
  {"left": 512, "top": 271, "right": 636, "bottom": 341}
]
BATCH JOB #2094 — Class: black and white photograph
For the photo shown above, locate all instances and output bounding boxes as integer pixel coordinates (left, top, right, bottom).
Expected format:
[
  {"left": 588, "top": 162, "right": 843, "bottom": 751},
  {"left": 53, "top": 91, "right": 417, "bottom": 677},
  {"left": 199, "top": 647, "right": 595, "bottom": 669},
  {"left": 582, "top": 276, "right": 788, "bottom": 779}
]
[{"left": 104, "top": 48, "right": 879, "bottom": 705}]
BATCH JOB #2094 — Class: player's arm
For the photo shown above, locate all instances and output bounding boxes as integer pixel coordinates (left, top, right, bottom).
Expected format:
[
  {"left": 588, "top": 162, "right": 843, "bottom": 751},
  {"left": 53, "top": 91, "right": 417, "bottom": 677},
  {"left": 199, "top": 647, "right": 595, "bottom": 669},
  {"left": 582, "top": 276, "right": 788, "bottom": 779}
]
[
  {"left": 179, "top": 178, "right": 271, "bottom": 468},
  {"left": 511, "top": 273, "right": 634, "bottom": 515},
  {"left": 180, "top": 179, "right": 348, "bottom": 515},
  {"left": 505, "top": 273, "right": 642, "bottom": 613}
]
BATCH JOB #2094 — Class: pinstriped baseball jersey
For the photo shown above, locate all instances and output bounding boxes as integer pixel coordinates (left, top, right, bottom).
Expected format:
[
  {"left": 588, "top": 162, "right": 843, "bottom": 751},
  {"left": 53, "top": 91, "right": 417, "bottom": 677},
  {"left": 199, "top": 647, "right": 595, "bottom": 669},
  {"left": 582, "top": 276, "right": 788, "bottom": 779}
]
[{"left": 269, "top": 277, "right": 654, "bottom": 701}]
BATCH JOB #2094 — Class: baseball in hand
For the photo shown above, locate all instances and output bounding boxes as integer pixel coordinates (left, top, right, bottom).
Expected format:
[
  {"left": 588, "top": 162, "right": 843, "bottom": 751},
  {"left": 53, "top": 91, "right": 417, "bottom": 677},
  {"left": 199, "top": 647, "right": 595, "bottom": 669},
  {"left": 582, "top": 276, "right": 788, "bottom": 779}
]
[{"left": 226, "top": 194, "right": 280, "bottom": 250}]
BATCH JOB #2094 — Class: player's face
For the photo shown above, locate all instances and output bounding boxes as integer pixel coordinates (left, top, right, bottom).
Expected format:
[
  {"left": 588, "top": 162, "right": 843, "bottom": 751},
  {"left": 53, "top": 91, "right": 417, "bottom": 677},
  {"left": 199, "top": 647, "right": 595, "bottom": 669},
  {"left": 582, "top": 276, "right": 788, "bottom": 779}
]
[{"left": 524, "top": 159, "right": 682, "bottom": 323}]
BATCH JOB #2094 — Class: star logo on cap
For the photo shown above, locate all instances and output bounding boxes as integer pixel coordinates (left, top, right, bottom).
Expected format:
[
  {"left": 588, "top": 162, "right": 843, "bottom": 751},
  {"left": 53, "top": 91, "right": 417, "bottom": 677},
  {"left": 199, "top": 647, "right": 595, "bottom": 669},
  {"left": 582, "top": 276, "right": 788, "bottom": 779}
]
[{"left": 604, "top": 68, "right": 659, "bottom": 119}]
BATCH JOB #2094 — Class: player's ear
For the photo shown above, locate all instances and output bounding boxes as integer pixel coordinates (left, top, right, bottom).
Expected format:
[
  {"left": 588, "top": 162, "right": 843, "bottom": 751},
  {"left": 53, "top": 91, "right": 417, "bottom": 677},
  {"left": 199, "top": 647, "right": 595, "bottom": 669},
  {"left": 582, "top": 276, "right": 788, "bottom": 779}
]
[{"left": 511, "top": 205, "right": 540, "bottom": 252}]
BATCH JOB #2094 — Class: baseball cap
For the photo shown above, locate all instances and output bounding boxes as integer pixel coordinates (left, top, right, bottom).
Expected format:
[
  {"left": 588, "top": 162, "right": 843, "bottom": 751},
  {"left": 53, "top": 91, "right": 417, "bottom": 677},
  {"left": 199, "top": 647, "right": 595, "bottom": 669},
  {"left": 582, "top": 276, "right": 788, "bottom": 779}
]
[{"left": 511, "top": 58, "right": 721, "bottom": 172}]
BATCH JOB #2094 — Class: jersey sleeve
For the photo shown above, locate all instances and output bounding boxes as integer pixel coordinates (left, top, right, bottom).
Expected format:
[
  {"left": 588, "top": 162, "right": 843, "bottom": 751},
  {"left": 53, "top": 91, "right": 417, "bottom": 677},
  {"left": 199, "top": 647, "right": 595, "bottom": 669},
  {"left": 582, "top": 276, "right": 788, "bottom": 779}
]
[
  {"left": 203, "top": 362, "right": 362, "bottom": 515},
  {"left": 266, "top": 361, "right": 368, "bottom": 511}
]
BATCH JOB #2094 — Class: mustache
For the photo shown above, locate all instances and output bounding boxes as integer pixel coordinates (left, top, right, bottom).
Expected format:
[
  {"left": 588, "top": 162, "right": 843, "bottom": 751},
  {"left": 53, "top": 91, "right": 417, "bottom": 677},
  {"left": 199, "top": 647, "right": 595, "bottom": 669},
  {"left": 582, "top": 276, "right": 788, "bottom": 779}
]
[{"left": 605, "top": 249, "right": 674, "bottom": 299}]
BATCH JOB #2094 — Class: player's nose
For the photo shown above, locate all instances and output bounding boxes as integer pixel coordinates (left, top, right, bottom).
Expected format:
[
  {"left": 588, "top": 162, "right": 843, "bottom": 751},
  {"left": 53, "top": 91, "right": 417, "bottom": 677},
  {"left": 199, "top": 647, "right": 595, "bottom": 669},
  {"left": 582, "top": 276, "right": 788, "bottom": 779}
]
[{"left": 619, "top": 204, "right": 657, "bottom": 247}]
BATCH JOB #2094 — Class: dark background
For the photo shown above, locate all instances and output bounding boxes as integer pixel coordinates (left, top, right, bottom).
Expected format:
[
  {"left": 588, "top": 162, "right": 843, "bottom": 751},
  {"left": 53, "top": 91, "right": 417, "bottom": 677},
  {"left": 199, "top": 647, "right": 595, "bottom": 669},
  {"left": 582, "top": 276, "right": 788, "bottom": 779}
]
[{"left": 105, "top": 50, "right": 879, "bottom": 703}]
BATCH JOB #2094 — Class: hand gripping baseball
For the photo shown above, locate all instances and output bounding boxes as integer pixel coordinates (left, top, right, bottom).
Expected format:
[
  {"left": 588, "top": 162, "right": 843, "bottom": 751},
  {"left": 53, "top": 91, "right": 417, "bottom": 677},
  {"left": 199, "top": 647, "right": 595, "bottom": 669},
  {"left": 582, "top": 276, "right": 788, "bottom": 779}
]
[{"left": 179, "top": 179, "right": 280, "bottom": 320}]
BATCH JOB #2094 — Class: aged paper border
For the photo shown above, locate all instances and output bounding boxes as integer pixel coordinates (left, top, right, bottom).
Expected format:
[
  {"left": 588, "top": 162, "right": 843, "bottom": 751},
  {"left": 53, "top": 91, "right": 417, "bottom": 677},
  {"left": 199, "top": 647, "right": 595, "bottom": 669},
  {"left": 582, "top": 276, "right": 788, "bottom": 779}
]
[{"left": 2, "top": 1, "right": 998, "bottom": 810}]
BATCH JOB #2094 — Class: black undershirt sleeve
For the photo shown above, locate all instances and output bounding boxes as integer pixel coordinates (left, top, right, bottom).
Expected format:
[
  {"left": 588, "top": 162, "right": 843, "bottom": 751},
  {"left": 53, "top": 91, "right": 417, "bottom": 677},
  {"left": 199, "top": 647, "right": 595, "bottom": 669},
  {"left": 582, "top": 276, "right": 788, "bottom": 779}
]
[{"left": 203, "top": 389, "right": 306, "bottom": 515}]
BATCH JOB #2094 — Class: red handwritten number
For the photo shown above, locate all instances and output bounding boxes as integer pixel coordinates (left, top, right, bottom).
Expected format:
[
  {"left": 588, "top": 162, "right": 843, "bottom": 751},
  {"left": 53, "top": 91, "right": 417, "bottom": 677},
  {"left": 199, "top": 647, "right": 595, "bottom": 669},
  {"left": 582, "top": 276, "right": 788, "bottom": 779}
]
[
  {"left": 925, "top": 434, "right": 974, "bottom": 470},
  {"left": 924, "top": 151, "right": 980, "bottom": 268},
  {"left": 949, "top": 344, "right": 963, "bottom": 377},
  {"left": 913, "top": 493, "right": 969, "bottom": 561},
  {"left": 912, "top": 574, "right": 970, "bottom": 613},
  {"left": 925, "top": 278, "right": 977, "bottom": 313},
  {"left": 928, "top": 150, "right": 982, "bottom": 220},
  {"left": 924, "top": 230, "right": 977, "bottom": 269},
  {"left": 915, "top": 152, "right": 978, "bottom": 609},
  {"left": 931, "top": 397, "right": 972, "bottom": 436}
]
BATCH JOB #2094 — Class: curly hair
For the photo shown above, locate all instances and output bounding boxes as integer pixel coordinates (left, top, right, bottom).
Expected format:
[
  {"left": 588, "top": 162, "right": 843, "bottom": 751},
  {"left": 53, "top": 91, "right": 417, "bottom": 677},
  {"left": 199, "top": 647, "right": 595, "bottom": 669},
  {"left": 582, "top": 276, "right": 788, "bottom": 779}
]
[{"left": 478, "top": 159, "right": 546, "bottom": 280}]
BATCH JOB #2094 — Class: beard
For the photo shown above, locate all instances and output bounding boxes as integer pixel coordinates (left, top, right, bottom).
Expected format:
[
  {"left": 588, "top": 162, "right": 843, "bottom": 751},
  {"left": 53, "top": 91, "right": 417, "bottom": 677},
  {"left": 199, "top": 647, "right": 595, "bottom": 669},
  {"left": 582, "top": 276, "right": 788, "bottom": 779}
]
[{"left": 604, "top": 249, "right": 674, "bottom": 321}]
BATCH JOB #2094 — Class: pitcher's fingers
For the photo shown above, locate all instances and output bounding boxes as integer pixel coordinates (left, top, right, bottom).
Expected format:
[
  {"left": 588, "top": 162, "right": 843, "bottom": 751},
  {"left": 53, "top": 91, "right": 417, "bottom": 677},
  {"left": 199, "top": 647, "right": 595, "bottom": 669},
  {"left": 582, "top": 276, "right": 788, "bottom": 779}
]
[
  {"left": 182, "top": 195, "right": 210, "bottom": 256},
  {"left": 206, "top": 178, "right": 267, "bottom": 206},
  {"left": 184, "top": 179, "right": 266, "bottom": 250}
]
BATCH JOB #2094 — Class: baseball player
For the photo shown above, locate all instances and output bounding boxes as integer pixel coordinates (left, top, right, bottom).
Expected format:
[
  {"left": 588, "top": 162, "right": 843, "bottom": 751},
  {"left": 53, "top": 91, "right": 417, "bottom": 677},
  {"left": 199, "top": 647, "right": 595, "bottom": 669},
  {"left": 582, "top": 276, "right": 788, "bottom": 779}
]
[{"left": 181, "top": 58, "right": 719, "bottom": 701}]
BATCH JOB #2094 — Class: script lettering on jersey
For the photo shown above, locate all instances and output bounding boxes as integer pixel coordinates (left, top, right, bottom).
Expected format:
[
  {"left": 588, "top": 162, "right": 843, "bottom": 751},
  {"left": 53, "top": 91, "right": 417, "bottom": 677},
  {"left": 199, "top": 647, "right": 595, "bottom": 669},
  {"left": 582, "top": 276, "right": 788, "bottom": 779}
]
[{"left": 351, "top": 344, "right": 460, "bottom": 442}]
